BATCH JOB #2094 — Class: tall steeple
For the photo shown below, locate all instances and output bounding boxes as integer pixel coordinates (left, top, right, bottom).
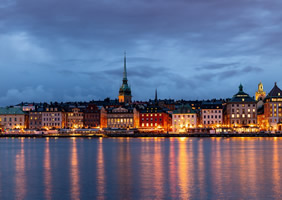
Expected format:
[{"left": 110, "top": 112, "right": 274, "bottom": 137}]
[
  {"left": 255, "top": 81, "right": 266, "bottom": 101},
  {"left": 155, "top": 88, "right": 158, "bottom": 102},
  {"left": 119, "top": 51, "right": 132, "bottom": 104},
  {"left": 123, "top": 51, "right": 127, "bottom": 81}
]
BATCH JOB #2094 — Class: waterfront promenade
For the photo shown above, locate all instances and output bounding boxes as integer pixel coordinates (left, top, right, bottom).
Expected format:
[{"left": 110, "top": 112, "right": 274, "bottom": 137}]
[{"left": 1, "top": 132, "right": 282, "bottom": 138}]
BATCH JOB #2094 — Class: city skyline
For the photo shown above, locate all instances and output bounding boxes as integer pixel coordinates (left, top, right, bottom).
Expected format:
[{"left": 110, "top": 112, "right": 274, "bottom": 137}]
[{"left": 0, "top": 0, "right": 282, "bottom": 106}]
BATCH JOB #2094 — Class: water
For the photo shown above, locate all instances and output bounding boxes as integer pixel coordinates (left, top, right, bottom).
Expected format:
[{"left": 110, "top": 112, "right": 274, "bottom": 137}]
[{"left": 0, "top": 137, "right": 282, "bottom": 200}]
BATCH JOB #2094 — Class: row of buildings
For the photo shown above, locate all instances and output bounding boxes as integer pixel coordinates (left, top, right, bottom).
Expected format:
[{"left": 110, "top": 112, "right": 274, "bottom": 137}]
[{"left": 0, "top": 53, "right": 281, "bottom": 133}]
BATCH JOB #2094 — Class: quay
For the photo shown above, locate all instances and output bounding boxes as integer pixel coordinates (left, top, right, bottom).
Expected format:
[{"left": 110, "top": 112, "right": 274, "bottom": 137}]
[{"left": 1, "top": 133, "right": 282, "bottom": 138}]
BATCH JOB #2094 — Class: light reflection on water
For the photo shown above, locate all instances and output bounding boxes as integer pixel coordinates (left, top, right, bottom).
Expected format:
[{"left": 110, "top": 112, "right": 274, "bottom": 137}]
[
  {"left": 15, "top": 138, "right": 26, "bottom": 200},
  {"left": 44, "top": 138, "right": 52, "bottom": 200},
  {"left": 0, "top": 138, "right": 282, "bottom": 199},
  {"left": 70, "top": 138, "right": 80, "bottom": 200}
]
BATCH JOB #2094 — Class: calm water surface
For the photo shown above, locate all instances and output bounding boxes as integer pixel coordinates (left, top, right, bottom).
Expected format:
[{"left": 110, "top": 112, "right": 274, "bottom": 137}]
[{"left": 0, "top": 137, "right": 282, "bottom": 200}]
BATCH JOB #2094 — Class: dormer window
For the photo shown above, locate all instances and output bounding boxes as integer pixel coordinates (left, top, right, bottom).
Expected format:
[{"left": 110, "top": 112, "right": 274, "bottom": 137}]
[{"left": 278, "top": 93, "right": 280, "bottom": 96}]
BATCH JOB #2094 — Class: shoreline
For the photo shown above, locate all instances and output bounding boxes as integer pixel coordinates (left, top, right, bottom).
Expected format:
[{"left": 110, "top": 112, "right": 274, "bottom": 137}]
[{"left": 1, "top": 133, "right": 282, "bottom": 138}]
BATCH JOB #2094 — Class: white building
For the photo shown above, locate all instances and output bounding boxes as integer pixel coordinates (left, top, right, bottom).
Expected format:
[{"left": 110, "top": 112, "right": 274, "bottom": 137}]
[
  {"left": 201, "top": 102, "right": 223, "bottom": 127},
  {"left": 42, "top": 106, "right": 66, "bottom": 129},
  {"left": 172, "top": 104, "right": 197, "bottom": 133}
]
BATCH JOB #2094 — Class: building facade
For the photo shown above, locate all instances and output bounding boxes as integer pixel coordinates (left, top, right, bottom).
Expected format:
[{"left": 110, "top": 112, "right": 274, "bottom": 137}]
[
  {"left": 42, "top": 106, "right": 66, "bottom": 129},
  {"left": 201, "top": 102, "right": 223, "bottom": 128},
  {"left": 29, "top": 108, "right": 43, "bottom": 129},
  {"left": 264, "top": 82, "right": 282, "bottom": 131},
  {"left": 0, "top": 107, "right": 28, "bottom": 130},
  {"left": 225, "top": 84, "right": 257, "bottom": 131},
  {"left": 172, "top": 104, "right": 197, "bottom": 133},
  {"left": 106, "top": 107, "right": 134, "bottom": 129},
  {"left": 66, "top": 107, "right": 84, "bottom": 129},
  {"left": 138, "top": 105, "right": 171, "bottom": 132},
  {"left": 84, "top": 104, "right": 100, "bottom": 128}
]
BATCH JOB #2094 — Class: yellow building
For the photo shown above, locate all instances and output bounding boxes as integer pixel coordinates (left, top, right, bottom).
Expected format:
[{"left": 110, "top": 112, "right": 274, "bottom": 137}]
[
  {"left": 0, "top": 107, "right": 28, "bottom": 130},
  {"left": 264, "top": 82, "right": 282, "bottom": 131},
  {"left": 66, "top": 107, "right": 84, "bottom": 129},
  {"left": 172, "top": 104, "right": 197, "bottom": 133}
]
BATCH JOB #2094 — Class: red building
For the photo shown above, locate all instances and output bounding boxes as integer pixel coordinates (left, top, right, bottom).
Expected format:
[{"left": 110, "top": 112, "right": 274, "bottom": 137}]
[
  {"left": 84, "top": 104, "right": 100, "bottom": 128},
  {"left": 138, "top": 105, "right": 171, "bottom": 132}
]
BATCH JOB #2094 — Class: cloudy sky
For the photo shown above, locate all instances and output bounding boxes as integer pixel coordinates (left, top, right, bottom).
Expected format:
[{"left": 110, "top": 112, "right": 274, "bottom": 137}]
[{"left": 0, "top": 0, "right": 281, "bottom": 106}]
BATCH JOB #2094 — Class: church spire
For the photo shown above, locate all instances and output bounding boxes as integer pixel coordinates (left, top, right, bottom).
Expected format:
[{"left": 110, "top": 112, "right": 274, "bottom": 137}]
[
  {"left": 155, "top": 88, "right": 158, "bottom": 102},
  {"left": 123, "top": 51, "right": 127, "bottom": 80},
  {"left": 119, "top": 51, "right": 132, "bottom": 104}
]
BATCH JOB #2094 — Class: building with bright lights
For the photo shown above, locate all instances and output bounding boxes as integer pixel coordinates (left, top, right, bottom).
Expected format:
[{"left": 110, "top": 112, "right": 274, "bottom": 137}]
[
  {"left": 118, "top": 52, "right": 132, "bottom": 104},
  {"left": 66, "top": 107, "right": 84, "bottom": 129},
  {"left": 42, "top": 106, "right": 66, "bottom": 129},
  {"left": 172, "top": 104, "right": 197, "bottom": 133},
  {"left": 138, "top": 105, "right": 171, "bottom": 132},
  {"left": 0, "top": 107, "right": 28, "bottom": 130},
  {"left": 104, "top": 107, "right": 135, "bottom": 129},
  {"left": 263, "top": 82, "right": 282, "bottom": 131},
  {"left": 29, "top": 107, "right": 43, "bottom": 129},
  {"left": 225, "top": 84, "right": 257, "bottom": 132},
  {"left": 84, "top": 104, "right": 100, "bottom": 128},
  {"left": 201, "top": 101, "right": 223, "bottom": 128}
]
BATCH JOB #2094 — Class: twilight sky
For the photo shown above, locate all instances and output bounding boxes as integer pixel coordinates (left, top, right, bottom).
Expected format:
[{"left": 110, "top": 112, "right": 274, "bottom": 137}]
[{"left": 0, "top": 0, "right": 282, "bottom": 106}]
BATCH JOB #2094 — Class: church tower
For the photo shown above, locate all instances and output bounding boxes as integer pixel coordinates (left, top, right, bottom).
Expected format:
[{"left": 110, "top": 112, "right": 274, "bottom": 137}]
[
  {"left": 118, "top": 52, "right": 132, "bottom": 104},
  {"left": 255, "top": 81, "right": 266, "bottom": 101}
]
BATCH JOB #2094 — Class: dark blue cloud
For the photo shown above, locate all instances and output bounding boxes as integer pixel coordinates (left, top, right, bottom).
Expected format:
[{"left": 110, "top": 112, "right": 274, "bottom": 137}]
[{"left": 0, "top": 0, "right": 281, "bottom": 105}]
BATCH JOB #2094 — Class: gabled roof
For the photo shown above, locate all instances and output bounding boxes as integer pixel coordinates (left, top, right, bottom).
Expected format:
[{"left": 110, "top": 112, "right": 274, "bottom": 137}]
[
  {"left": 173, "top": 104, "right": 196, "bottom": 114},
  {"left": 0, "top": 107, "right": 26, "bottom": 115},
  {"left": 267, "top": 82, "right": 282, "bottom": 98}
]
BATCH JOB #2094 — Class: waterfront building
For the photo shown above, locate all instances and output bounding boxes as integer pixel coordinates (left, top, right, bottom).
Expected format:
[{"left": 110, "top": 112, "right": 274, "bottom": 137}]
[
  {"left": 264, "top": 82, "right": 282, "bottom": 131},
  {"left": 66, "top": 107, "right": 84, "bottom": 129},
  {"left": 225, "top": 84, "right": 257, "bottom": 132},
  {"left": 29, "top": 107, "right": 43, "bottom": 129},
  {"left": 0, "top": 107, "right": 28, "bottom": 129},
  {"left": 42, "top": 106, "right": 66, "bottom": 129},
  {"left": 201, "top": 101, "right": 223, "bottom": 128},
  {"left": 118, "top": 52, "right": 132, "bottom": 104},
  {"left": 138, "top": 105, "right": 171, "bottom": 132},
  {"left": 172, "top": 104, "right": 197, "bottom": 133},
  {"left": 104, "top": 106, "right": 134, "bottom": 129},
  {"left": 84, "top": 104, "right": 100, "bottom": 128}
]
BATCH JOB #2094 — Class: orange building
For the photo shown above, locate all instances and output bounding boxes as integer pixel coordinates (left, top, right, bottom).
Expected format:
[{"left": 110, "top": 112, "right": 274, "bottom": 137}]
[{"left": 264, "top": 82, "right": 282, "bottom": 131}]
